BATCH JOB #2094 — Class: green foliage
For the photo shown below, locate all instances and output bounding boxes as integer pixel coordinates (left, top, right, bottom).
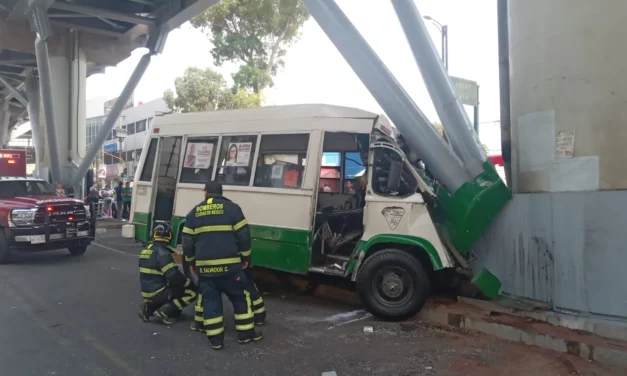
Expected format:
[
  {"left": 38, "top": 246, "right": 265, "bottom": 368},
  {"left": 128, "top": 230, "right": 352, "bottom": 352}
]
[
  {"left": 164, "top": 67, "right": 261, "bottom": 113},
  {"left": 191, "top": 0, "right": 310, "bottom": 93}
]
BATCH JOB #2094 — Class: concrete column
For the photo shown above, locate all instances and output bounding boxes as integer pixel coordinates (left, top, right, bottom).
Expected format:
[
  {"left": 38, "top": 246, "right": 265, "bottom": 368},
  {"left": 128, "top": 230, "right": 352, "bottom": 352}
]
[
  {"left": 38, "top": 31, "right": 87, "bottom": 188},
  {"left": 510, "top": 0, "right": 627, "bottom": 193},
  {"left": 0, "top": 98, "right": 9, "bottom": 147}
]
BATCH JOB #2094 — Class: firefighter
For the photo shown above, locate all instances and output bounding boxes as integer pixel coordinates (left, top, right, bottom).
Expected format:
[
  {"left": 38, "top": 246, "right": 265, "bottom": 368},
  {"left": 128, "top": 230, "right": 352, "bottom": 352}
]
[
  {"left": 182, "top": 181, "right": 262, "bottom": 350},
  {"left": 138, "top": 223, "right": 198, "bottom": 325},
  {"left": 189, "top": 264, "right": 267, "bottom": 332}
]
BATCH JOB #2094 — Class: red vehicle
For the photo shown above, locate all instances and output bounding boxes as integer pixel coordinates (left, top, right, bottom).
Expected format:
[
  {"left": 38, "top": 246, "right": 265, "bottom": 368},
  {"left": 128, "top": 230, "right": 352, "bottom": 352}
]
[
  {"left": 0, "top": 177, "right": 96, "bottom": 263},
  {"left": 0, "top": 149, "right": 27, "bottom": 177}
]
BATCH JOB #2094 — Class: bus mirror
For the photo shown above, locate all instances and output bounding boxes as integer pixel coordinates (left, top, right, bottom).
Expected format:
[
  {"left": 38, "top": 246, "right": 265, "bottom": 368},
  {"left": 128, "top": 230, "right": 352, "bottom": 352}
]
[{"left": 387, "top": 160, "right": 402, "bottom": 192}]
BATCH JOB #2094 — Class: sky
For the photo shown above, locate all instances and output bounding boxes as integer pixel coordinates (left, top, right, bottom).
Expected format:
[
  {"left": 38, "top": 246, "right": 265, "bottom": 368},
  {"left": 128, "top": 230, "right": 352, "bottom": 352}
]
[{"left": 86, "top": 0, "right": 502, "bottom": 151}]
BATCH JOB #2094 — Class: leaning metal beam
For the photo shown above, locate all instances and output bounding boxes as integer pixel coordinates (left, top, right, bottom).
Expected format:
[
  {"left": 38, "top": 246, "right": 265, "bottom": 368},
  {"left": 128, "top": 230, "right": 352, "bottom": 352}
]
[
  {"left": 29, "top": 2, "right": 61, "bottom": 184},
  {"left": 0, "top": 75, "right": 28, "bottom": 106},
  {"left": 300, "top": 0, "right": 469, "bottom": 190},
  {"left": 50, "top": 2, "right": 156, "bottom": 26},
  {"left": 71, "top": 50, "right": 155, "bottom": 186},
  {"left": 25, "top": 71, "right": 41, "bottom": 178},
  {"left": 390, "top": 0, "right": 486, "bottom": 178}
]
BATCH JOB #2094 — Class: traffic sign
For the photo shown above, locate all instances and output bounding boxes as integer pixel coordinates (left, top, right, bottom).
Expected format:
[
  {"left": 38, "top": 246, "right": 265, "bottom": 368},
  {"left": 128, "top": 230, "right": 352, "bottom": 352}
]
[{"left": 450, "top": 76, "right": 479, "bottom": 106}]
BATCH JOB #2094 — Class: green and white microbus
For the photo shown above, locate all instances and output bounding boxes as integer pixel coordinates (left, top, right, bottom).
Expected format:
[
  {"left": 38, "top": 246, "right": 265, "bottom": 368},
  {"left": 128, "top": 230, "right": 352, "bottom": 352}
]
[{"left": 124, "top": 104, "right": 464, "bottom": 319}]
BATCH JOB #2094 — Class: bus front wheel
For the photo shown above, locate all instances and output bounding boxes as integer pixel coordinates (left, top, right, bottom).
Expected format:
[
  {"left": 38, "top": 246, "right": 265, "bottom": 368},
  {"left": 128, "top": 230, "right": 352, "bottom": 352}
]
[{"left": 356, "top": 249, "right": 431, "bottom": 321}]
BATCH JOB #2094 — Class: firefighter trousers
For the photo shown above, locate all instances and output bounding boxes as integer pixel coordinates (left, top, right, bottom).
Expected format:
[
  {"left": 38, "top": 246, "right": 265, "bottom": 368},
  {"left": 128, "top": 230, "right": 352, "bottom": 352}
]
[
  {"left": 146, "top": 285, "right": 197, "bottom": 318},
  {"left": 193, "top": 269, "right": 266, "bottom": 327},
  {"left": 198, "top": 273, "right": 255, "bottom": 344}
]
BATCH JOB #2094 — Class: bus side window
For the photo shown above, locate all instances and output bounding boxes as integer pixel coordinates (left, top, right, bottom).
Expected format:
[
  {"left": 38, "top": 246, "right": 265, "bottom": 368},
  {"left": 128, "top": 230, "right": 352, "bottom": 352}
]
[
  {"left": 139, "top": 139, "right": 158, "bottom": 182},
  {"left": 215, "top": 135, "right": 258, "bottom": 186},
  {"left": 253, "top": 133, "right": 309, "bottom": 189},
  {"left": 179, "top": 136, "right": 219, "bottom": 184}
]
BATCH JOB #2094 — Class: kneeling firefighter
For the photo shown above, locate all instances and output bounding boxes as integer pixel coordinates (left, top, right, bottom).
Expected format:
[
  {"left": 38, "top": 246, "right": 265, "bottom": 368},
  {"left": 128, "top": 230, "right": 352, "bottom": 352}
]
[
  {"left": 138, "top": 223, "right": 198, "bottom": 325},
  {"left": 182, "top": 181, "right": 262, "bottom": 350}
]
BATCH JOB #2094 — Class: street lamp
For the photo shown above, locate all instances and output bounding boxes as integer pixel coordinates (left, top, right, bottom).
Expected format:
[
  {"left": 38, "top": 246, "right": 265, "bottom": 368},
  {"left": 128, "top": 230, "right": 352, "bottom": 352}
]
[{"left": 423, "top": 15, "right": 448, "bottom": 72}]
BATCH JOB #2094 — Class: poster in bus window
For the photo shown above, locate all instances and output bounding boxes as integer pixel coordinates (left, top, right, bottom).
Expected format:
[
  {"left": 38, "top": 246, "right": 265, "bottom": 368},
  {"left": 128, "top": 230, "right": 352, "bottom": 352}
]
[
  {"left": 225, "top": 142, "right": 252, "bottom": 167},
  {"left": 184, "top": 143, "right": 214, "bottom": 169}
]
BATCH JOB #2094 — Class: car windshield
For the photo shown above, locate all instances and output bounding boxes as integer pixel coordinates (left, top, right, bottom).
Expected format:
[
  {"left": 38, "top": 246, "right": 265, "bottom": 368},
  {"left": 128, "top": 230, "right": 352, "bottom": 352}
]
[{"left": 0, "top": 180, "right": 60, "bottom": 198}]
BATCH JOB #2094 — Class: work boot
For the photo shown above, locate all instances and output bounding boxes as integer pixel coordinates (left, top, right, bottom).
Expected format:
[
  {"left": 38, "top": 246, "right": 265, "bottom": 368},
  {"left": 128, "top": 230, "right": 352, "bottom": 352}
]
[
  {"left": 189, "top": 321, "right": 203, "bottom": 332},
  {"left": 154, "top": 310, "right": 176, "bottom": 325},
  {"left": 138, "top": 303, "right": 152, "bottom": 322},
  {"left": 238, "top": 329, "right": 263, "bottom": 344},
  {"left": 208, "top": 338, "right": 224, "bottom": 351}
]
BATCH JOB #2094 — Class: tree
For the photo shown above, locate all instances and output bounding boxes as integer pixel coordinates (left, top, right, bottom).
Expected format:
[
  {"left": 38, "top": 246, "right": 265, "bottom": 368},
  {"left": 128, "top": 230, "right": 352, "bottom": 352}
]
[
  {"left": 164, "top": 67, "right": 261, "bottom": 113},
  {"left": 191, "top": 0, "right": 310, "bottom": 93}
]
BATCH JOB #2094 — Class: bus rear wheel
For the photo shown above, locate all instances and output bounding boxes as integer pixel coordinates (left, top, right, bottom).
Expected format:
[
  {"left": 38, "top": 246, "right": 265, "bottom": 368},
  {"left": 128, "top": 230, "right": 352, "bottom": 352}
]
[{"left": 356, "top": 249, "right": 431, "bottom": 321}]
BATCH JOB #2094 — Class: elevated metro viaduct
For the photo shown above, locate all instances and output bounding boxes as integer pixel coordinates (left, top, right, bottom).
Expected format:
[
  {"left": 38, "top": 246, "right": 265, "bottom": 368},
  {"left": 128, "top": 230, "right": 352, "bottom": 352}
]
[
  {"left": 0, "top": 0, "right": 625, "bottom": 323},
  {"left": 0, "top": 0, "right": 218, "bottom": 192}
]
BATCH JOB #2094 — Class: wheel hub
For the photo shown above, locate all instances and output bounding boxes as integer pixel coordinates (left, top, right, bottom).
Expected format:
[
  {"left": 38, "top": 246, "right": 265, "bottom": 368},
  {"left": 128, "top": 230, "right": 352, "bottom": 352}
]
[{"left": 381, "top": 273, "right": 404, "bottom": 298}]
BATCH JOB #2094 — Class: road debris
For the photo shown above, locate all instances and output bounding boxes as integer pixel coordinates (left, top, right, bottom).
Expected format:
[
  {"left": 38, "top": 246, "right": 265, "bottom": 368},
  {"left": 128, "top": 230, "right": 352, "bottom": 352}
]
[{"left": 363, "top": 326, "right": 374, "bottom": 333}]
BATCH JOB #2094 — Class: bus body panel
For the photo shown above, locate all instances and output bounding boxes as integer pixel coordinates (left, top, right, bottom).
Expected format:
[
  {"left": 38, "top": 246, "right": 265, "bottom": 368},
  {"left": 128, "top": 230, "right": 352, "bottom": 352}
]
[
  {"left": 171, "top": 186, "right": 315, "bottom": 273},
  {"left": 358, "top": 193, "right": 454, "bottom": 271}
]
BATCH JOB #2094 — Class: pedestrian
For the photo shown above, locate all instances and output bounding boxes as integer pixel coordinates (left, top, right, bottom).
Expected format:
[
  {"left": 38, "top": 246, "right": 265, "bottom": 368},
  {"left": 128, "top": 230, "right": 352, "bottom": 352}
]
[
  {"left": 102, "top": 185, "right": 114, "bottom": 218},
  {"left": 182, "top": 181, "right": 262, "bottom": 350},
  {"left": 115, "top": 181, "right": 124, "bottom": 219},
  {"left": 122, "top": 182, "right": 133, "bottom": 219},
  {"left": 86, "top": 184, "right": 100, "bottom": 218},
  {"left": 138, "top": 223, "right": 198, "bottom": 325}
]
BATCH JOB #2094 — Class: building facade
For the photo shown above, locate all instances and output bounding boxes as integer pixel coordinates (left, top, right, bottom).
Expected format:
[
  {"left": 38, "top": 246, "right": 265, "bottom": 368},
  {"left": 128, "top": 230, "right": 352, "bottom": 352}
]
[{"left": 102, "top": 98, "right": 170, "bottom": 183}]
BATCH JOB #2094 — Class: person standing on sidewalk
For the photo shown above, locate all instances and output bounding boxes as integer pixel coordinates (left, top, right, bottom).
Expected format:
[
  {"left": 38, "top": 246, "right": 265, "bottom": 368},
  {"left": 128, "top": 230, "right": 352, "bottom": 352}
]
[
  {"left": 122, "top": 182, "right": 133, "bottom": 219},
  {"left": 115, "top": 181, "right": 124, "bottom": 219}
]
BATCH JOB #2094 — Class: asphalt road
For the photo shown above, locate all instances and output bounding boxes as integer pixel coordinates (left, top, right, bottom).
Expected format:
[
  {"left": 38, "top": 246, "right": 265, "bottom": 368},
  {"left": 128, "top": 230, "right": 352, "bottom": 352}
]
[{"left": 0, "top": 231, "right": 618, "bottom": 376}]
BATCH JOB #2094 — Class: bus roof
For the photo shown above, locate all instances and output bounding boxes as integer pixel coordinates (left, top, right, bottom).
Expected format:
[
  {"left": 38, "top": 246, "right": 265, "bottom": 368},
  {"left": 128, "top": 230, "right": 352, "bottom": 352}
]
[{"left": 153, "top": 104, "right": 381, "bottom": 134}]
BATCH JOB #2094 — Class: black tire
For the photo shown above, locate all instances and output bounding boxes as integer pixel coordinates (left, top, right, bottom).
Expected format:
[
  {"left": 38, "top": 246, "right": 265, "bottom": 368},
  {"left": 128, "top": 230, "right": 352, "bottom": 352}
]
[
  {"left": 0, "top": 231, "right": 11, "bottom": 264},
  {"left": 356, "top": 249, "right": 431, "bottom": 321},
  {"left": 68, "top": 245, "right": 88, "bottom": 256}
]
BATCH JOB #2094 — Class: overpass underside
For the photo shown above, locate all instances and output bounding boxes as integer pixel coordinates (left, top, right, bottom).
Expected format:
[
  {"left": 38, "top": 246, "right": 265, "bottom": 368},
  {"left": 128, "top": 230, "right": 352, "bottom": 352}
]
[{"left": 0, "top": 0, "right": 218, "bottom": 192}]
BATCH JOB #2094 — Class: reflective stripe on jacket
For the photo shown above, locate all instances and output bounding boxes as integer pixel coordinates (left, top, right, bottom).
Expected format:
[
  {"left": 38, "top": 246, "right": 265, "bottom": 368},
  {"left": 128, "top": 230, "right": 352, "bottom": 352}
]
[
  {"left": 138, "top": 242, "right": 190, "bottom": 299},
  {"left": 181, "top": 195, "right": 251, "bottom": 277}
]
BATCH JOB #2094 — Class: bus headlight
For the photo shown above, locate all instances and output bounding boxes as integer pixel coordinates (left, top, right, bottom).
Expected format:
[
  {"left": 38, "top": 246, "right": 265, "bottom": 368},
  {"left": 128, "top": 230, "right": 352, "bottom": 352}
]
[{"left": 10, "top": 208, "right": 38, "bottom": 226}]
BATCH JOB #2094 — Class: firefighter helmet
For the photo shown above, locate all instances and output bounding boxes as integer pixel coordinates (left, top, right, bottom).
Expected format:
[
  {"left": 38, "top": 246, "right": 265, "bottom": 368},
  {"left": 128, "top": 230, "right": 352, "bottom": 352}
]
[{"left": 152, "top": 223, "right": 173, "bottom": 243}]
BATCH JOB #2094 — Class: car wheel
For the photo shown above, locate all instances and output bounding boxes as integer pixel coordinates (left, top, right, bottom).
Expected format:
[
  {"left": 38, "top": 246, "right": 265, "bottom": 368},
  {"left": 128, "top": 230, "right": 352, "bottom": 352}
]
[
  {"left": 68, "top": 245, "right": 88, "bottom": 256},
  {"left": 356, "top": 249, "right": 431, "bottom": 321}
]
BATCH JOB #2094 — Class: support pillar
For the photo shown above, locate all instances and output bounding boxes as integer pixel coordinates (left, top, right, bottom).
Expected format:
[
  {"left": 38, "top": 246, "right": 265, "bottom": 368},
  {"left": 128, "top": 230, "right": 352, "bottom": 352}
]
[
  {"left": 0, "top": 98, "right": 9, "bottom": 147},
  {"left": 390, "top": 0, "right": 486, "bottom": 177},
  {"left": 28, "top": 2, "right": 61, "bottom": 185},
  {"left": 71, "top": 27, "right": 168, "bottom": 187},
  {"left": 300, "top": 0, "right": 469, "bottom": 191},
  {"left": 25, "top": 71, "right": 42, "bottom": 178}
]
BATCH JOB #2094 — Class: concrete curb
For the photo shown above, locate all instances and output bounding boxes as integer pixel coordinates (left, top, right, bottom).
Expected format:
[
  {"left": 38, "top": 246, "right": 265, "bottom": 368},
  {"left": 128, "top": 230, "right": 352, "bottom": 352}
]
[
  {"left": 418, "top": 302, "right": 627, "bottom": 369},
  {"left": 251, "top": 268, "right": 627, "bottom": 369},
  {"left": 96, "top": 220, "right": 126, "bottom": 230}
]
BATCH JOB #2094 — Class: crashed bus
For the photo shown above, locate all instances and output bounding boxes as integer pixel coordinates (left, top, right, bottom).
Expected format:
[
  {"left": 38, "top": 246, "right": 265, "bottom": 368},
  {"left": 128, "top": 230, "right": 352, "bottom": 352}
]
[{"left": 122, "top": 104, "right": 509, "bottom": 320}]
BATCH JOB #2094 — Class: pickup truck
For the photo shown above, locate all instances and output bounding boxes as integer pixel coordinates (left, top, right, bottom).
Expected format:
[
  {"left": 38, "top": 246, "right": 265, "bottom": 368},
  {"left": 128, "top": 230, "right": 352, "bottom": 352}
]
[{"left": 0, "top": 177, "right": 96, "bottom": 263}]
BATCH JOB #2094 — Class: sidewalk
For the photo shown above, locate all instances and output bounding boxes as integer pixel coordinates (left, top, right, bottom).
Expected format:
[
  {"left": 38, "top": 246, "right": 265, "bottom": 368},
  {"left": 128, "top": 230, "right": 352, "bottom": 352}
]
[{"left": 251, "top": 268, "right": 627, "bottom": 370}]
